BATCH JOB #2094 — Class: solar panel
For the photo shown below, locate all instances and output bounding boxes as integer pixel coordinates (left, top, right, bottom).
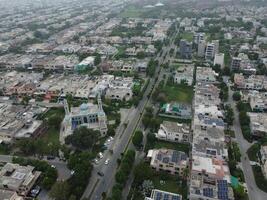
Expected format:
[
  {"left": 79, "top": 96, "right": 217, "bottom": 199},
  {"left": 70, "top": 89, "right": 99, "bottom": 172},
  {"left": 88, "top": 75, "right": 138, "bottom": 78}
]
[
  {"left": 172, "top": 196, "right": 180, "bottom": 200},
  {"left": 157, "top": 154, "right": 162, "bottom": 161},
  {"left": 203, "top": 188, "right": 213, "bottom": 197},
  {"left": 163, "top": 157, "right": 170, "bottom": 163},
  {"left": 155, "top": 191, "right": 162, "bottom": 200},
  {"left": 171, "top": 151, "right": 180, "bottom": 162},
  {"left": 163, "top": 194, "right": 169, "bottom": 200},
  {"left": 217, "top": 180, "right": 228, "bottom": 200}
]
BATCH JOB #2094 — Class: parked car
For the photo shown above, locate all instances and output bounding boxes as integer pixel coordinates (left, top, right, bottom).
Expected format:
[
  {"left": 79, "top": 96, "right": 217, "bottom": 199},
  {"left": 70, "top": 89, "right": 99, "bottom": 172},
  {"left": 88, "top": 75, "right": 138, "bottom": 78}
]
[
  {"left": 47, "top": 155, "right": 55, "bottom": 160},
  {"left": 30, "top": 186, "right": 41, "bottom": 197}
]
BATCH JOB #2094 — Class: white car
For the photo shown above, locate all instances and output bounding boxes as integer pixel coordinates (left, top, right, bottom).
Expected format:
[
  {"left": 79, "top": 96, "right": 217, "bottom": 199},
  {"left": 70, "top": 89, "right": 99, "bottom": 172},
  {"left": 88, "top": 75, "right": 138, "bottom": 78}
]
[
  {"left": 104, "top": 159, "right": 110, "bottom": 165},
  {"left": 98, "top": 152, "right": 103, "bottom": 159}
]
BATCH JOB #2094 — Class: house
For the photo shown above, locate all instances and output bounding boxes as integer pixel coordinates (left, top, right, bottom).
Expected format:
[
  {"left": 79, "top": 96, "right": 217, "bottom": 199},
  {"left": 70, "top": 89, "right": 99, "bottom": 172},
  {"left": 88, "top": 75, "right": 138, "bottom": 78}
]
[
  {"left": 234, "top": 74, "right": 267, "bottom": 90},
  {"left": 145, "top": 189, "right": 182, "bottom": 200},
  {"left": 0, "top": 189, "right": 23, "bottom": 200},
  {"left": 160, "top": 103, "right": 192, "bottom": 119},
  {"left": 105, "top": 77, "right": 133, "bottom": 101},
  {"left": 248, "top": 112, "right": 267, "bottom": 137},
  {"left": 174, "top": 65, "right": 194, "bottom": 85},
  {"left": 196, "top": 67, "right": 217, "bottom": 83},
  {"left": 248, "top": 91, "right": 267, "bottom": 112},
  {"left": 75, "top": 56, "right": 95, "bottom": 71},
  {"left": 155, "top": 121, "right": 190, "bottom": 143},
  {"left": 147, "top": 149, "right": 188, "bottom": 176},
  {"left": 0, "top": 163, "right": 41, "bottom": 196}
]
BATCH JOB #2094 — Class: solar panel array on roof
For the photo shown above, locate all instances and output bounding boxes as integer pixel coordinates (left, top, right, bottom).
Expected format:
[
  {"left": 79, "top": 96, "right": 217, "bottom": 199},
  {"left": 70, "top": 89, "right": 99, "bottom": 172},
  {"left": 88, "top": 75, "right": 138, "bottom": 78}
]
[
  {"left": 152, "top": 190, "right": 181, "bottom": 200},
  {"left": 217, "top": 180, "right": 228, "bottom": 200},
  {"left": 157, "top": 153, "right": 162, "bottom": 161},
  {"left": 171, "top": 151, "right": 179, "bottom": 162},
  {"left": 172, "top": 196, "right": 180, "bottom": 200},
  {"left": 155, "top": 191, "right": 162, "bottom": 200},
  {"left": 163, "top": 157, "right": 170, "bottom": 163},
  {"left": 203, "top": 188, "right": 213, "bottom": 197}
]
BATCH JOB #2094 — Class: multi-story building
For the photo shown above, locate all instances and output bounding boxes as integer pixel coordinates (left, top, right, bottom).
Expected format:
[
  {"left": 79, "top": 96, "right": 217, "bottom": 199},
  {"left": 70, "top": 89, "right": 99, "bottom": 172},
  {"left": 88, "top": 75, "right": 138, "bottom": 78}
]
[
  {"left": 0, "top": 163, "right": 41, "bottom": 197},
  {"left": 197, "top": 40, "right": 206, "bottom": 58},
  {"left": 147, "top": 149, "right": 188, "bottom": 176},
  {"left": 248, "top": 112, "right": 267, "bottom": 137},
  {"left": 180, "top": 39, "right": 192, "bottom": 59},
  {"left": 234, "top": 74, "right": 267, "bottom": 90},
  {"left": 155, "top": 121, "right": 190, "bottom": 143},
  {"left": 196, "top": 67, "right": 217, "bottom": 83},
  {"left": 205, "top": 43, "right": 215, "bottom": 61},
  {"left": 248, "top": 91, "right": 267, "bottom": 112},
  {"left": 213, "top": 53, "right": 224, "bottom": 68},
  {"left": 231, "top": 57, "right": 242, "bottom": 71},
  {"left": 194, "top": 33, "right": 205, "bottom": 44}
]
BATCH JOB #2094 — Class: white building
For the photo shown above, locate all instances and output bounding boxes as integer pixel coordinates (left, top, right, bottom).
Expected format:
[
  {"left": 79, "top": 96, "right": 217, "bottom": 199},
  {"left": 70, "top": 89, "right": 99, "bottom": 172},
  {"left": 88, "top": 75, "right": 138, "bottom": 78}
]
[
  {"left": 214, "top": 53, "right": 224, "bottom": 68},
  {"left": 156, "top": 121, "right": 190, "bottom": 143}
]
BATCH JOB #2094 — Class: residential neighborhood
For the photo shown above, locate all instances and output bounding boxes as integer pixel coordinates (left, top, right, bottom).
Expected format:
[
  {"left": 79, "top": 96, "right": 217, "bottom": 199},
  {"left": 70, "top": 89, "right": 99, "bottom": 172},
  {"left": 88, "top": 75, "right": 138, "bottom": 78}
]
[{"left": 0, "top": 0, "right": 267, "bottom": 200}]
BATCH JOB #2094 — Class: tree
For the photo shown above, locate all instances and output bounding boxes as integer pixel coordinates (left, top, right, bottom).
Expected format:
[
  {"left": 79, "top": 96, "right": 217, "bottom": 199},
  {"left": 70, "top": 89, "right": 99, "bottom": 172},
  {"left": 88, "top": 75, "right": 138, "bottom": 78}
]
[
  {"left": 49, "top": 181, "right": 70, "bottom": 200},
  {"left": 94, "top": 54, "right": 101, "bottom": 66},
  {"left": 233, "top": 92, "right": 241, "bottom": 101},
  {"left": 132, "top": 130, "right": 143, "bottom": 147},
  {"left": 134, "top": 162, "right": 153, "bottom": 184},
  {"left": 65, "top": 127, "right": 100, "bottom": 150}
]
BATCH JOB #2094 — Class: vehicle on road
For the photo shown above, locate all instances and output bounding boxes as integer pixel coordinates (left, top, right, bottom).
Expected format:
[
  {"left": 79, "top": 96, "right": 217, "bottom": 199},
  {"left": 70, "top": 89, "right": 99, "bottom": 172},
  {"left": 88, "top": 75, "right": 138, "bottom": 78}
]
[
  {"left": 71, "top": 170, "right": 75, "bottom": 175},
  {"left": 104, "top": 159, "right": 110, "bottom": 165},
  {"left": 97, "top": 171, "right": 104, "bottom": 176},
  {"left": 51, "top": 165, "right": 56, "bottom": 169},
  {"left": 47, "top": 155, "right": 55, "bottom": 160}
]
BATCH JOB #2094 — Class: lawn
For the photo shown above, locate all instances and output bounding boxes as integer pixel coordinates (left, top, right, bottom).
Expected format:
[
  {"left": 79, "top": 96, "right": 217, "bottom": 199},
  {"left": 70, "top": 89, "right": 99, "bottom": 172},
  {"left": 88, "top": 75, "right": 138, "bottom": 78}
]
[
  {"left": 40, "top": 127, "right": 60, "bottom": 145},
  {"left": 151, "top": 172, "right": 187, "bottom": 199},
  {"left": 153, "top": 140, "right": 190, "bottom": 155},
  {"left": 163, "top": 84, "right": 193, "bottom": 103},
  {"left": 180, "top": 32, "right": 193, "bottom": 42}
]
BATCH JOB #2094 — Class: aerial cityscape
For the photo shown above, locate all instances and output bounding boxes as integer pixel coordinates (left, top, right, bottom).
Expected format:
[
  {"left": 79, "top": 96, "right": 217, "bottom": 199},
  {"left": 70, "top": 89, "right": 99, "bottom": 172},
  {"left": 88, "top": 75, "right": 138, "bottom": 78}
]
[{"left": 0, "top": 0, "right": 267, "bottom": 200}]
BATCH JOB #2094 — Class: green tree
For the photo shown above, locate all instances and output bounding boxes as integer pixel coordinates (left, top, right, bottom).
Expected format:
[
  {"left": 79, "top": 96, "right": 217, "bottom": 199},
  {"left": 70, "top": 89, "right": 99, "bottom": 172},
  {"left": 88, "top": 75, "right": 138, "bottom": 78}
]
[
  {"left": 65, "top": 126, "right": 100, "bottom": 150},
  {"left": 133, "top": 162, "right": 153, "bottom": 184},
  {"left": 94, "top": 54, "right": 101, "bottom": 66},
  {"left": 49, "top": 181, "right": 70, "bottom": 200},
  {"left": 132, "top": 130, "right": 143, "bottom": 147},
  {"left": 233, "top": 92, "right": 241, "bottom": 101}
]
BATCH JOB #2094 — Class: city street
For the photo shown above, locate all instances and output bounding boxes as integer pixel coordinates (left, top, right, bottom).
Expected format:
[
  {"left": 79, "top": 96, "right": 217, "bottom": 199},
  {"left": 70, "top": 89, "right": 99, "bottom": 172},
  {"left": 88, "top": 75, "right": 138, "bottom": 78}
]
[
  {"left": 81, "top": 26, "right": 179, "bottom": 200},
  {"left": 227, "top": 81, "right": 267, "bottom": 200}
]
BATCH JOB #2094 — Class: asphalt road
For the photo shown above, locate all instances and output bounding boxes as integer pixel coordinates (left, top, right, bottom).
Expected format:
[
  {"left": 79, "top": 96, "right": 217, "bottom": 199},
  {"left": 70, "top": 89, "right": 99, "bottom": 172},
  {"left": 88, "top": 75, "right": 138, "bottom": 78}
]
[{"left": 227, "top": 81, "right": 267, "bottom": 200}]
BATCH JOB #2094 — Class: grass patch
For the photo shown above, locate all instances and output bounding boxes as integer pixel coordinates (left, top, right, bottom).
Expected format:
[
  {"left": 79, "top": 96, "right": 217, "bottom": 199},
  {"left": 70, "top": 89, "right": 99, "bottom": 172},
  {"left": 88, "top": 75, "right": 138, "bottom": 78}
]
[
  {"left": 180, "top": 32, "right": 193, "bottom": 42},
  {"left": 40, "top": 128, "right": 60, "bottom": 145},
  {"left": 151, "top": 172, "right": 187, "bottom": 199},
  {"left": 163, "top": 84, "right": 193, "bottom": 103}
]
